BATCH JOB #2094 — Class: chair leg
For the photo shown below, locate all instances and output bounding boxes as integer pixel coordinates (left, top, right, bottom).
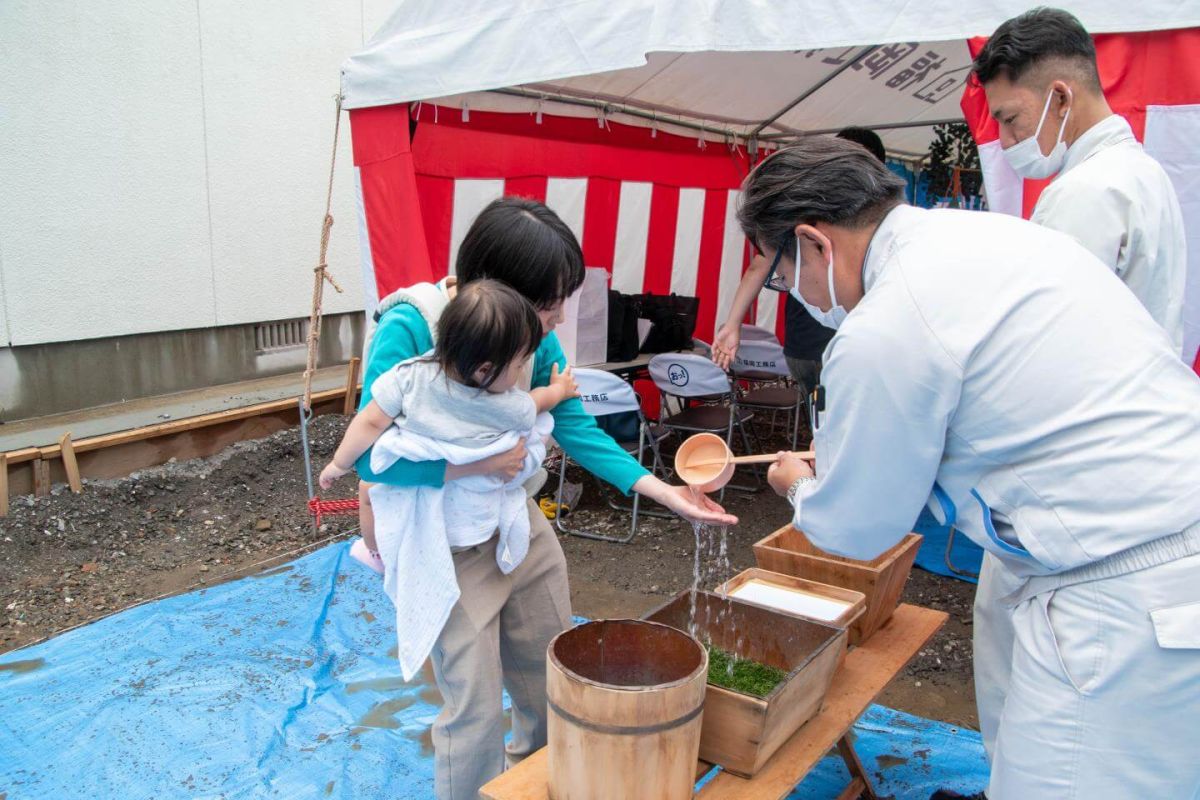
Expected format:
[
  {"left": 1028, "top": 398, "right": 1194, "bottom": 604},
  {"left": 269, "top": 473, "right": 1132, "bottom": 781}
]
[
  {"left": 605, "top": 425, "right": 673, "bottom": 520},
  {"left": 790, "top": 397, "right": 802, "bottom": 451},
  {"left": 721, "top": 412, "right": 761, "bottom": 494},
  {"left": 557, "top": 426, "right": 652, "bottom": 544}
]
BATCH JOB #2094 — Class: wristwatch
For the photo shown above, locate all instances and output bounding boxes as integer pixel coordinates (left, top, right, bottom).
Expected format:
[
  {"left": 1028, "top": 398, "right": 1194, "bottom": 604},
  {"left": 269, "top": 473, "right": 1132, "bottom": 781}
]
[{"left": 786, "top": 476, "right": 816, "bottom": 505}]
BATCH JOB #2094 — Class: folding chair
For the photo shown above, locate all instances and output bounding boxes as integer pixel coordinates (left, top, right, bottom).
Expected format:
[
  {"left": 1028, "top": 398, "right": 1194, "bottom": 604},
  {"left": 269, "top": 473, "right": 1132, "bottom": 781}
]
[
  {"left": 648, "top": 352, "right": 758, "bottom": 495},
  {"left": 739, "top": 322, "right": 780, "bottom": 342},
  {"left": 732, "top": 338, "right": 806, "bottom": 450},
  {"left": 554, "top": 368, "right": 670, "bottom": 544},
  {"left": 733, "top": 324, "right": 787, "bottom": 386}
]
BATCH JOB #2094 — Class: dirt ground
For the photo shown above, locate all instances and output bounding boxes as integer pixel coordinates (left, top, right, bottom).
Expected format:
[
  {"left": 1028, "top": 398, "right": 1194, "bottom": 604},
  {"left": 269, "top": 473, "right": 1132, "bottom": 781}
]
[{"left": 0, "top": 414, "right": 978, "bottom": 731}]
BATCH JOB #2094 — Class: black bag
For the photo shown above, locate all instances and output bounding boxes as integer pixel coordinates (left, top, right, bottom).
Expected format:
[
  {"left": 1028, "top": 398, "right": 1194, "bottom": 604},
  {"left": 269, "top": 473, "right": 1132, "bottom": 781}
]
[
  {"left": 606, "top": 290, "right": 641, "bottom": 362},
  {"left": 595, "top": 410, "right": 642, "bottom": 444},
  {"left": 636, "top": 292, "right": 700, "bottom": 353}
]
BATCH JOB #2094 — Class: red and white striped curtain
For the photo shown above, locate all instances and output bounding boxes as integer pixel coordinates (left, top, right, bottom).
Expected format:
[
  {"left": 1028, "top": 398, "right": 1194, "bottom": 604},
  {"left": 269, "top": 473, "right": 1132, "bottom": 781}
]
[{"left": 348, "top": 104, "right": 787, "bottom": 344}]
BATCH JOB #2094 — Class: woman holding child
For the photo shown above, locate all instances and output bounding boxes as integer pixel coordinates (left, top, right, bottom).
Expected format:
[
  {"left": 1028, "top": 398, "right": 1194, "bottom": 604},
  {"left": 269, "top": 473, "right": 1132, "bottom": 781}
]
[{"left": 320, "top": 197, "right": 735, "bottom": 800}]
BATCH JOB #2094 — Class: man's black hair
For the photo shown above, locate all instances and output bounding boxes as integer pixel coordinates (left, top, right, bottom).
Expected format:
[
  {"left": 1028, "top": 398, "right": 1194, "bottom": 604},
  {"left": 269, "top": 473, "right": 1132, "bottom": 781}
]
[
  {"left": 972, "top": 7, "right": 1102, "bottom": 91},
  {"left": 835, "top": 127, "right": 887, "bottom": 164}
]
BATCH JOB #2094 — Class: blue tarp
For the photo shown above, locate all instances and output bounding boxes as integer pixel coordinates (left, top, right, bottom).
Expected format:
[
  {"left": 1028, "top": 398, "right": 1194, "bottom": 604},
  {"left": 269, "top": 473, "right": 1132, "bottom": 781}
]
[
  {"left": 1, "top": 541, "right": 987, "bottom": 799},
  {"left": 912, "top": 508, "right": 984, "bottom": 583}
]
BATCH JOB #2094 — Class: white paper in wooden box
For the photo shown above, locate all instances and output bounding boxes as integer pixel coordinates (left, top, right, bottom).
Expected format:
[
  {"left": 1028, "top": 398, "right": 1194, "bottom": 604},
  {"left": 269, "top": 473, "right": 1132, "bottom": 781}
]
[{"left": 727, "top": 579, "right": 852, "bottom": 623}]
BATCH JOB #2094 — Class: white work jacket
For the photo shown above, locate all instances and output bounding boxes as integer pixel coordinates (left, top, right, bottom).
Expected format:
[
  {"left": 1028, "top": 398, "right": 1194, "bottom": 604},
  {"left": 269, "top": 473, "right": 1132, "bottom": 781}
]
[
  {"left": 795, "top": 205, "right": 1200, "bottom": 578},
  {"left": 1031, "top": 114, "right": 1188, "bottom": 359}
]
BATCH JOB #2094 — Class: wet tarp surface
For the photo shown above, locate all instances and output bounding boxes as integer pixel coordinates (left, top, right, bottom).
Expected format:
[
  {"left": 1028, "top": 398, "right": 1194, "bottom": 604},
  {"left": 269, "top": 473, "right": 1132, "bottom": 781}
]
[{"left": 0, "top": 541, "right": 987, "bottom": 798}]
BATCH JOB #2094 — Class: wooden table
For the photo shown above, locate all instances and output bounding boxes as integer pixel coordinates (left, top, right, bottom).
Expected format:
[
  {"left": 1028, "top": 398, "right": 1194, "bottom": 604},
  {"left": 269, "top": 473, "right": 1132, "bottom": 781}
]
[{"left": 481, "top": 603, "right": 947, "bottom": 800}]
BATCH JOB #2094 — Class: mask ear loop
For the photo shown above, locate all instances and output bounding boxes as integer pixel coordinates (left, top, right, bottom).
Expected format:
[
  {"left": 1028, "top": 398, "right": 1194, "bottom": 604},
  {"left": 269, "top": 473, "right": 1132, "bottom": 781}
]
[{"left": 1053, "top": 86, "right": 1073, "bottom": 143}]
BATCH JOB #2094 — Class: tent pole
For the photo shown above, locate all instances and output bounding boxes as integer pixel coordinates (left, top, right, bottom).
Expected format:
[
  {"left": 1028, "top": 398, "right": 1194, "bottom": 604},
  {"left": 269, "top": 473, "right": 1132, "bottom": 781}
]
[
  {"left": 757, "top": 117, "right": 967, "bottom": 140},
  {"left": 490, "top": 87, "right": 751, "bottom": 140},
  {"left": 747, "top": 46, "right": 879, "bottom": 139}
]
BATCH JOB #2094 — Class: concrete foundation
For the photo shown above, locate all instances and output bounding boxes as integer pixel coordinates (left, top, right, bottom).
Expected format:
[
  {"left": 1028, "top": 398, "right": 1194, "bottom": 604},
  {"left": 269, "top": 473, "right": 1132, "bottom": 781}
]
[{"left": 0, "top": 312, "right": 365, "bottom": 423}]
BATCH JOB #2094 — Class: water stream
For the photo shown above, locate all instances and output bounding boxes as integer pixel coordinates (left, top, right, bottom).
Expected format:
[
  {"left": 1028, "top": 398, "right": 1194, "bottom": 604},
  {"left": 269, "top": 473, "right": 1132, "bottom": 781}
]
[{"left": 686, "top": 487, "right": 737, "bottom": 675}]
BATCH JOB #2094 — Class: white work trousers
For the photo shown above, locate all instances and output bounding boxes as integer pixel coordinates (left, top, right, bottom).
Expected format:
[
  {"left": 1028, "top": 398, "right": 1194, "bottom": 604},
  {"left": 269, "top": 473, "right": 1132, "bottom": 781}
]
[
  {"left": 974, "top": 552, "right": 1200, "bottom": 798},
  {"left": 973, "top": 553, "right": 1020, "bottom": 764}
]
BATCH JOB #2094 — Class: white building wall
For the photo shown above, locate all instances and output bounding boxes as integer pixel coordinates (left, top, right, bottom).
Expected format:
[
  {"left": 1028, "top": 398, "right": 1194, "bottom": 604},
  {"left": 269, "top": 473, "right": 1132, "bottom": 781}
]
[{"left": 0, "top": 0, "right": 374, "bottom": 347}]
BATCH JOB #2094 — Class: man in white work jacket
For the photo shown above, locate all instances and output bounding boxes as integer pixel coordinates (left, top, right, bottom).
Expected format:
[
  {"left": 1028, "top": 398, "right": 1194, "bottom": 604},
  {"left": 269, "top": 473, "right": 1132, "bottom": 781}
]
[
  {"left": 974, "top": 7, "right": 1187, "bottom": 356},
  {"left": 968, "top": 10, "right": 1192, "bottom": 788},
  {"left": 744, "top": 138, "right": 1200, "bottom": 799}
]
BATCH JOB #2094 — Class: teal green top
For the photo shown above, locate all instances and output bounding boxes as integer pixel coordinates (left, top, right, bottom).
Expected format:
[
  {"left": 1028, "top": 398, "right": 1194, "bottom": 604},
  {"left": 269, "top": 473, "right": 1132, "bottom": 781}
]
[{"left": 355, "top": 302, "right": 650, "bottom": 494}]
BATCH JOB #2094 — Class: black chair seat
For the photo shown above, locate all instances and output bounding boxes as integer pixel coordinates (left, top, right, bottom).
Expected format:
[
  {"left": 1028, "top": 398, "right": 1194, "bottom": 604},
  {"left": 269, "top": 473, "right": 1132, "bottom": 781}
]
[
  {"left": 740, "top": 386, "right": 801, "bottom": 409},
  {"left": 662, "top": 404, "right": 753, "bottom": 432}
]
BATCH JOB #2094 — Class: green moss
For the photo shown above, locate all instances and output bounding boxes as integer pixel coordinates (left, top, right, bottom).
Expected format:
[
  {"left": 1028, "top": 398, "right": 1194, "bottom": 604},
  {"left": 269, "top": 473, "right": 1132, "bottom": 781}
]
[{"left": 705, "top": 645, "right": 788, "bottom": 698}]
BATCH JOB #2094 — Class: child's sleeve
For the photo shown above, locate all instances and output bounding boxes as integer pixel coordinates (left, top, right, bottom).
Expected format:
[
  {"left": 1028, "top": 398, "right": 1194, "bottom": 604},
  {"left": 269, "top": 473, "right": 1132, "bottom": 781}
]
[
  {"left": 369, "top": 367, "right": 408, "bottom": 419},
  {"left": 535, "top": 334, "right": 650, "bottom": 495},
  {"left": 354, "top": 306, "right": 448, "bottom": 487}
]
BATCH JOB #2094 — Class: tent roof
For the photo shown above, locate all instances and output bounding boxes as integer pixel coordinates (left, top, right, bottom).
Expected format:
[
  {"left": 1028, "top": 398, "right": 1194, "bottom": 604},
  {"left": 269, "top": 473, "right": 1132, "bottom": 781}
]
[{"left": 341, "top": 0, "right": 1200, "bottom": 156}]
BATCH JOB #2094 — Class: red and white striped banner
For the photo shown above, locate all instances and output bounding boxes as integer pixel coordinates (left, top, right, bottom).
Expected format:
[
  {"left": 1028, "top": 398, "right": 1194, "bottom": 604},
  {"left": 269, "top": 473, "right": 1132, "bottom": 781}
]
[
  {"left": 961, "top": 28, "right": 1200, "bottom": 372},
  {"left": 348, "top": 105, "right": 787, "bottom": 344}
]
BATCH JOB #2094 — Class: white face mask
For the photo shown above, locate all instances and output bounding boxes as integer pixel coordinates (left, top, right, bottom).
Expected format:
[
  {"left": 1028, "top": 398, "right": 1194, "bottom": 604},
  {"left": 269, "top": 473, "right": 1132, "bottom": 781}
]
[
  {"left": 1002, "top": 87, "right": 1072, "bottom": 179},
  {"left": 789, "top": 235, "right": 848, "bottom": 330}
]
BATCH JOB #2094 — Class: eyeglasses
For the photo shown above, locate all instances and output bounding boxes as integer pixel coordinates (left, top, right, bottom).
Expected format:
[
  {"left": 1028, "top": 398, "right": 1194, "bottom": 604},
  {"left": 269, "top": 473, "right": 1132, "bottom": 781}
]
[{"left": 761, "top": 244, "right": 789, "bottom": 293}]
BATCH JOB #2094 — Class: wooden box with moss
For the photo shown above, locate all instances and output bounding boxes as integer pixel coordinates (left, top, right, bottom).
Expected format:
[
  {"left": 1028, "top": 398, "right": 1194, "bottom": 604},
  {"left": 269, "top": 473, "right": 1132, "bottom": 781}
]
[{"left": 643, "top": 589, "right": 846, "bottom": 777}]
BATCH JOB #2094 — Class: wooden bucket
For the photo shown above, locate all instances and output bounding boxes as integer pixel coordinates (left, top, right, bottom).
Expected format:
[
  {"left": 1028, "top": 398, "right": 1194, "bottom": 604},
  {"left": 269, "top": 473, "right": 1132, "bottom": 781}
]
[{"left": 547, "top": 619, "right": 707, "bottom": 800}]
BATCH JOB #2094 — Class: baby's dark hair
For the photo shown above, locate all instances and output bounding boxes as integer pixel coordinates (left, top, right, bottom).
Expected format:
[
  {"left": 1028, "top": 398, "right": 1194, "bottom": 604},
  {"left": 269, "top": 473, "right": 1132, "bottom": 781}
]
[{"left": 435, "top": 279, "right": 542, "bottom": 390}]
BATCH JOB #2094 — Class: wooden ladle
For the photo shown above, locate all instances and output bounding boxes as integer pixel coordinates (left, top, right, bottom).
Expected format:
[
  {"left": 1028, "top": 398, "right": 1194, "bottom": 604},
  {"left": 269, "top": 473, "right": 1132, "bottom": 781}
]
[{"left": 675, "top": 433, "right": 813, "bottom": 492}]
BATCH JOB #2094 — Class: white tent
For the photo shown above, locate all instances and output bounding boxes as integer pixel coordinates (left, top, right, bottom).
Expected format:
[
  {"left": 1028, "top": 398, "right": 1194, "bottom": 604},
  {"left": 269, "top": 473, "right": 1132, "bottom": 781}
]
[
  {"left": 339, "top": 1, "right": 1200, "bottom": 363},
  {"left": 342, "top": 0, "right": 1197, "bottom": 156}
]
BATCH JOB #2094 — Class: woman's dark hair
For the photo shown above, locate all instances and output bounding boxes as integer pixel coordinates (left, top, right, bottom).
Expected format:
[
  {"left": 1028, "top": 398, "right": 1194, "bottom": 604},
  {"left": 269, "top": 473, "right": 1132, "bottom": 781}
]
[
  {"left": 456, "top": 196, "right": 585, "bottom": 309},
  {"left": 434, "top": 279, "right": 542, "bottom": 390},
  {"left": 738, "top": 138, "right": 906, "bottom": 262},
  {"left": 972, "top": 8, "right": 1101, "bottom": 91}
]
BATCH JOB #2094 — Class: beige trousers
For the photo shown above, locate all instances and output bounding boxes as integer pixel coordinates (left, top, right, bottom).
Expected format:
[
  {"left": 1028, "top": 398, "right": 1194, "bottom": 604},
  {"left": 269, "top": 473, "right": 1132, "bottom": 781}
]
[{"left": 429, "top": 500, "right": 573, "bottom": 800}]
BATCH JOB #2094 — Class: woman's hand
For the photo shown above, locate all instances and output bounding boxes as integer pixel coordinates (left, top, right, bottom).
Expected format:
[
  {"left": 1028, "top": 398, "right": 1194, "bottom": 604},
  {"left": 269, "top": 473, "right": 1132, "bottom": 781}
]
[
  {"left": 632, "top": 476, "right": 738, "bottom": 526},
  {"left": 767, "top": 452, "right": 815, "bottom": 497},
  {"left": 710, "top": 324, "right": 741, "bottom": 371},
  {"left": 446, "top": 440, "right": 528, "bottom": 482}
]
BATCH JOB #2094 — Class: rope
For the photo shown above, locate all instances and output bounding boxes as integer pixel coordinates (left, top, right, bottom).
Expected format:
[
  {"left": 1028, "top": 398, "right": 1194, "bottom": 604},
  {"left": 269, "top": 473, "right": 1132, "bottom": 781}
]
[
  {"left": 302, "top": 94, "right": 346, "bottom": 412},
  {"left": 307, "top": 496, "right": 361, "bottom": 527}
]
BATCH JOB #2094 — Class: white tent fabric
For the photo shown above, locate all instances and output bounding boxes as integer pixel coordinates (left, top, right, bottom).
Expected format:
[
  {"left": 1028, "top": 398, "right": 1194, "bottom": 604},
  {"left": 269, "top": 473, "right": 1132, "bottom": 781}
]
[{"left": 342, "top": 0, "right": 1200, "bottom": 154}]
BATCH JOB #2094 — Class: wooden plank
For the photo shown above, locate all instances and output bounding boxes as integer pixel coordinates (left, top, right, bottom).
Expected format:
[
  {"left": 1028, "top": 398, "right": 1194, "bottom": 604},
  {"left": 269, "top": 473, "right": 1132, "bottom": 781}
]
[
  {"left": 3, "top": 393, "right": 344, "bottom": 498},
  {"left": 33, "top": 458, "right": 50, "bottom": 497},
  {"left": 0, "top": 452, "right": 8, "bottom": 517},
  {"left": 342, "top": 357, "right": 362, "bottom": 415},
  {"left": 2, "top": 386, "right": 348, "bottom": 466},
  {"left": 836, "top": 736, "right": 877, "bottom": 800},
  {"left": 833, "top": 777, "right": 867, "bottom": 800},
  {"left": 481, "top": 749, "right": 551, "bottom": 800},
  {"left": 480, "top": 604, "right": 947, "bottom": 800},
  {"left": 58, "top": 432, "right": 83, "bottom": 493}
]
